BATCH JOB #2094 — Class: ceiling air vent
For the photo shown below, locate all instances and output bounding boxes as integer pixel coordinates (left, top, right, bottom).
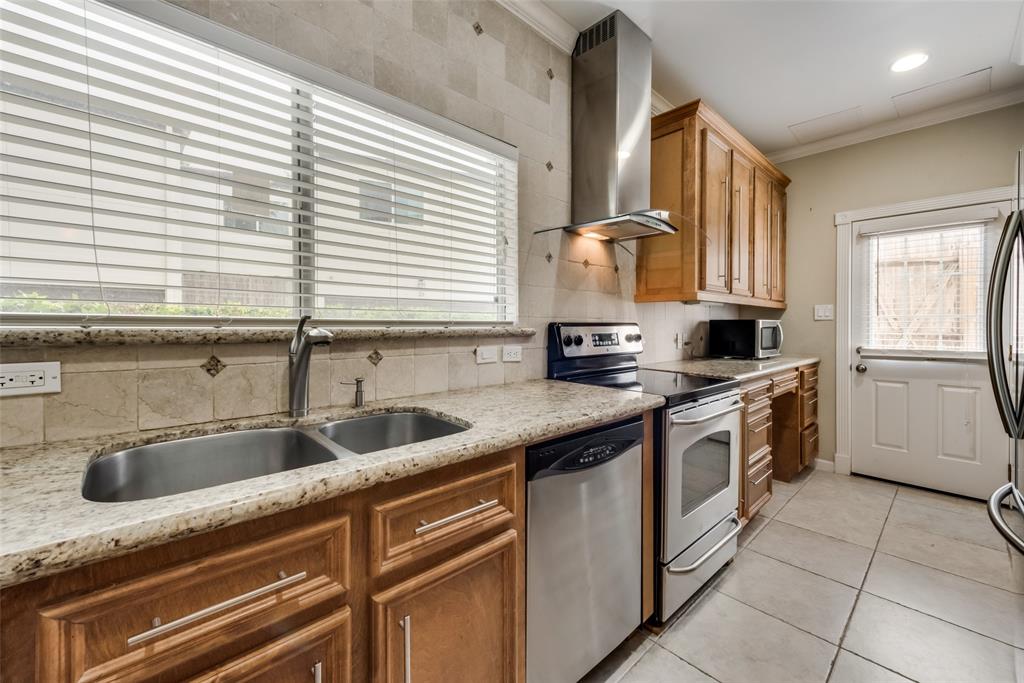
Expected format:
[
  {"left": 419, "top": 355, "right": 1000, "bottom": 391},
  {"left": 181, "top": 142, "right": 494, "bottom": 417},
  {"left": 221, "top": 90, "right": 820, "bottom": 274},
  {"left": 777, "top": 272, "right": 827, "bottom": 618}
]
[{"left": 574, "top": 13, "right": 616, "bottom": 56}]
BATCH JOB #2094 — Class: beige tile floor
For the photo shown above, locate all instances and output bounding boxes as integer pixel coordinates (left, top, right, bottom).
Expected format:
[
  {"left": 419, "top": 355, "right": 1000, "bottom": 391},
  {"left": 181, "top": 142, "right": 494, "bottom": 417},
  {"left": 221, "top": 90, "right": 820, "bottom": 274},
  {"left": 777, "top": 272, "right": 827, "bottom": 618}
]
[{"left": 582, "top": 469, "right": 1024, "bottom": 683}]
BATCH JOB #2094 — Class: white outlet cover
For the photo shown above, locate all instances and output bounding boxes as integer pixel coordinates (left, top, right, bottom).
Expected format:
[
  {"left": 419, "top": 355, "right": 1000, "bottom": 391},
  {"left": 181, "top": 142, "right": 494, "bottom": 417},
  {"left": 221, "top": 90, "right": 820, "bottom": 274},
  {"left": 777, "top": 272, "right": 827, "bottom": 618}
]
[
  {"left": 814, "top": 304, "right": 834, "bottom": 321},
  {"left": 502, "top": 345, "right": 522, "bottom": 362},
  {"left": 475, "top": 345, "right": 498, "bottom": 364},
  {"left": 0, "top": 361, "right": 62, "bottom": 396}
]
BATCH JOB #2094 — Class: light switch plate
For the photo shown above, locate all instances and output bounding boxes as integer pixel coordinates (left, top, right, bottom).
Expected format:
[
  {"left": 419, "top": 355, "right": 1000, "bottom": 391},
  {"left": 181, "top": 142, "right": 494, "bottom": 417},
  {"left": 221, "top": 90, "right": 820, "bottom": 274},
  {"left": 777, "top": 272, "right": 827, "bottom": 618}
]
[
  {"left": 475, "top": 345, "right": 498, "bottom": 364},
  {"left": 502, "top": 345, "right": 522, "bottom": 362},
  {"left": 0, "top": 361, "right": 61, "bottom": 396},
  {"left": 814, "top": 304, "right": 834, "bottom": 321}
]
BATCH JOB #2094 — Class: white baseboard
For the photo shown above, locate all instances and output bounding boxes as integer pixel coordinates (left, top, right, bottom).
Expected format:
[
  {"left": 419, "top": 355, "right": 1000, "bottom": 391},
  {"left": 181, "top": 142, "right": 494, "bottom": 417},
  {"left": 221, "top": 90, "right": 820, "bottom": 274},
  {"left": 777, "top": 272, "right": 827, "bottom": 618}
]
[
  {"left": 812, "top": 458, "right": 835, "bottom": 473},
  {"left": 833, "top": 453, "right": 852, "bottom": 475}
]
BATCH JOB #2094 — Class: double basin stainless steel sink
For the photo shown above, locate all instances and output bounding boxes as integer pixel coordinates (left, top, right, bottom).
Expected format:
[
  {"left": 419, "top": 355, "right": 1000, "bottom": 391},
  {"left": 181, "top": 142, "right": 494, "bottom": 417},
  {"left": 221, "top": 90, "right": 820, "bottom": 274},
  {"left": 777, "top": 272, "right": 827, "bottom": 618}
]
[{"left": 81, "top": 412, "right": 468, "bottom": 503}]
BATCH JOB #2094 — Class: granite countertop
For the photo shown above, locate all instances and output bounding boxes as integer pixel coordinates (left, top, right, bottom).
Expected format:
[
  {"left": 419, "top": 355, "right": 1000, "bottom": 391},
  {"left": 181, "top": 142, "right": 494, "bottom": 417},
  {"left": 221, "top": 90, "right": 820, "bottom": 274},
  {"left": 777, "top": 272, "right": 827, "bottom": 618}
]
[
  {"left": 0, "top": 325, "right": 535, "bottom": 348},
  {"left": 644, "top": 355, "right": 820, "bottom": 381},
  {"left": 0, "top": 380, "right": 663, "bottom": 588}
]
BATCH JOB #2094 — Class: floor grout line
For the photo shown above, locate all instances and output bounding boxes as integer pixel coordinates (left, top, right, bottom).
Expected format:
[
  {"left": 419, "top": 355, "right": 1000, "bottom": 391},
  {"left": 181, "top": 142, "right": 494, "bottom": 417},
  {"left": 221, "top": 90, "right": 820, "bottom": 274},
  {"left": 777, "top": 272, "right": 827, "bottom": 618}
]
[
  {"left": 743, "top": 545, "right": 864, "bottom": 590},
  {"left": 871, "top": 547, "right": 1024, "bottom": 596},
  {"left": 647, "top": 640, "right": 725, "bottom": 683},
  {"left": 708, "top": 588, "right": 841, "bottom": 648},
  {"left": 825, "top": 479, "right": 899, "bottom": 682}
]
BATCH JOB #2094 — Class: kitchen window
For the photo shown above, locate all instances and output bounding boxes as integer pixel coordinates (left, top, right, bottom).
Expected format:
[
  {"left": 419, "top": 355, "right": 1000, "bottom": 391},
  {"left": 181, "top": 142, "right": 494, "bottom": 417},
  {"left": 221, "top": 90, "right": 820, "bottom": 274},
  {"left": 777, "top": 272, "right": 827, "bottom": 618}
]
[{"left": 0, "top": 0, "right": 518, "bottom": 325}]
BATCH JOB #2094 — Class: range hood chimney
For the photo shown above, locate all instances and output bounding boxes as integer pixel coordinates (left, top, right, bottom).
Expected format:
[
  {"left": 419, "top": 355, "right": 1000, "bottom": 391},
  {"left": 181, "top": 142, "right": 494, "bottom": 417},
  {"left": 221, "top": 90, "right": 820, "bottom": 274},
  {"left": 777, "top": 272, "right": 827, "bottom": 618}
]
[{"left": 563, "top": 11, "right": 676, "bottom": 242}]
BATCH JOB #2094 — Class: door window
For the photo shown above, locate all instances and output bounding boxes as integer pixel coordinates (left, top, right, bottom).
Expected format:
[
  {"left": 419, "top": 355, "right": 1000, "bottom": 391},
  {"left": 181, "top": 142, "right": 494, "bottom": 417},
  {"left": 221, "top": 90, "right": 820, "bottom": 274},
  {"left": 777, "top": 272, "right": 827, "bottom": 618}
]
[{"left": 861, "top": 225, "right": 989, "bottom": 352}]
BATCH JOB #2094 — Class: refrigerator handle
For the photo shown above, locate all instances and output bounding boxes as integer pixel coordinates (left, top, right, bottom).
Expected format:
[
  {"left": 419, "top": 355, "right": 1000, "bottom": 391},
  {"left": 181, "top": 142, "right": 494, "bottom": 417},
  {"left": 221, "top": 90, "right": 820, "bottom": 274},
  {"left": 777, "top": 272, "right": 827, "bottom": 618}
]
[
  {"left": 988, "top": 482, "right": 1024, "bottom": 554},
  {"left": 986, "top": 211, "right": 1023, "bottom": 439}
]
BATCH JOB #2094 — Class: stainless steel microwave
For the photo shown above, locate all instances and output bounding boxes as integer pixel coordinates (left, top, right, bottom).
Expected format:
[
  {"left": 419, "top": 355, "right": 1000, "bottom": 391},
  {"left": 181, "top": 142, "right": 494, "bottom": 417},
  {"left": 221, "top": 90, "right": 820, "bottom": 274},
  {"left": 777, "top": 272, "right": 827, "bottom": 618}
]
[{"left": 707, "top": 319, "right": 783, "bottom": 359}]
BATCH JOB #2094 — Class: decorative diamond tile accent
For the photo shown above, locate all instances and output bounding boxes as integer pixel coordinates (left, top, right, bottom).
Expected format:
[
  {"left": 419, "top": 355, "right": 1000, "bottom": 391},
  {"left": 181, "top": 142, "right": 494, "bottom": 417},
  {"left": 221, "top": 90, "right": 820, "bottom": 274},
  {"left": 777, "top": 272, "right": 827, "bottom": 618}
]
[
  {"left": 472, "top": 21, "right": 483, "bottom": 35},
  {"left": 583, "top": 259, "right": 591, "bottom": 269},
  {"left": 367, "top": 349, "right": 383, "bottom": 366},
  {"left": 545, "top": 252, "right": 553, "bottom": 263},
  {"left": 614, "top": 264, "right": 620, "bottom": 273},
  {"left": 545, "top": 161, "right": 553, "bottom": 171},
  {"left": 201, "top": 355, "right": 226, "bottom": 377},
  {"left": 546, "top": 68, "right": 555, "bottom": 80}
]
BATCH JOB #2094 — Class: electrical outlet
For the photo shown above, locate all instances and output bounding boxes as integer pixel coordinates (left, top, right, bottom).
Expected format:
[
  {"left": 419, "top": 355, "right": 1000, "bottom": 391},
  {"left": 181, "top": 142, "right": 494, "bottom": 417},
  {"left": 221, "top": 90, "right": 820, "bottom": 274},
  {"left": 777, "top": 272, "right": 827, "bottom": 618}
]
[
  {"left": 814, "top": 304, "right": 834, "bottom": 321},
  {"left": 502, "top": 345, "right": 522, "bottom": 362},
  {"left": 475, "top": 345, "right": 498, "bottom": 364},
  {"left": 674, "top": 333, "right": 683, "bottom": 350},
  {"left": 0, "top": 361, "right": 61, "bottom": 396}
]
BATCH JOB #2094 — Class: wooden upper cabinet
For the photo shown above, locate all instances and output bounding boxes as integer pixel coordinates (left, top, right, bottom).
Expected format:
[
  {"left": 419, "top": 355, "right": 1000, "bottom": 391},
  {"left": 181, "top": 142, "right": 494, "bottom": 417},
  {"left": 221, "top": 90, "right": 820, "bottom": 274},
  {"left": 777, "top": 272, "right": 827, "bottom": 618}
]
[
  {"left": 752, "top": 169, "right": 772, "bottom": 301},
  {"left": 770, "top": 183, "right": 787, "bottom": 302},
  {"left": 371, "top": 531, "right": 518, "bottom": 683},
  {"left": 730, "top": 152, "right": 754, "bottom": 298},
  {"left": 638, "top": 99, "right": 789, "bottom": 308},
  {"left": 701, "top": 128, "right": 732, "bottom": 293}
]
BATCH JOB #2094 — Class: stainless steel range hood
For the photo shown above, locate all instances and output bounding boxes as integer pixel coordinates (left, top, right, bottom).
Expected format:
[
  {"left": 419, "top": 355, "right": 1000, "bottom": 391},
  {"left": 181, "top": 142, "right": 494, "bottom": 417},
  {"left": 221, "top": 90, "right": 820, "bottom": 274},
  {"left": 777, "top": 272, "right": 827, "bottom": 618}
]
[{"left": 563, "top": 11, "right": 676, "bottom": 242}]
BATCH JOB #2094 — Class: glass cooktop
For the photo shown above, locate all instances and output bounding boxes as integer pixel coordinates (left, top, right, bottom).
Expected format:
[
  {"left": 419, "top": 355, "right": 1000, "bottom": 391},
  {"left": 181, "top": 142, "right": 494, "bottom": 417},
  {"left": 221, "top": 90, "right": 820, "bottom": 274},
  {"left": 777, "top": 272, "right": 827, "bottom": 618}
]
[{"left": 570, "top": 368, "right": 739, "bottom": 407}]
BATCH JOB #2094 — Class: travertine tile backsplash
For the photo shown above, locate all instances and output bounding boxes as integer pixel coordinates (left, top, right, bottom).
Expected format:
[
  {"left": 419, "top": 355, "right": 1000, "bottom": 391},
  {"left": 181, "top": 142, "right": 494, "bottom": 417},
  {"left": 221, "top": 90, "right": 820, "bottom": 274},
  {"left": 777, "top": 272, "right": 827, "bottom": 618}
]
[{"left": 0, "top": 336, "right": 540, "bottom": 446}]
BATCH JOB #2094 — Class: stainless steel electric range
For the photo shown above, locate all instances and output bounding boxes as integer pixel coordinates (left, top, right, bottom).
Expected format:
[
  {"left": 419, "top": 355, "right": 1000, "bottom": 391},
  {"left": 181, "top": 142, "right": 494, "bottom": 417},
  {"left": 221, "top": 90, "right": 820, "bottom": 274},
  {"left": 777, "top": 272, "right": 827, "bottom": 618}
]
[{"left": 546, "top": 322, "right": 744, "bottom": 624}]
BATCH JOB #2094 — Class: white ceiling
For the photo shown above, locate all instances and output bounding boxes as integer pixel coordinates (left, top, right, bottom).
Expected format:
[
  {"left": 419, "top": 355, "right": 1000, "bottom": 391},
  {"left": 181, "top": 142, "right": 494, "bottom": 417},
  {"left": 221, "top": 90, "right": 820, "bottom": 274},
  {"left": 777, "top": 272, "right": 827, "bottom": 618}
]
[{"left": 542, "top": 0, "right": 1024, "bottom": 159}]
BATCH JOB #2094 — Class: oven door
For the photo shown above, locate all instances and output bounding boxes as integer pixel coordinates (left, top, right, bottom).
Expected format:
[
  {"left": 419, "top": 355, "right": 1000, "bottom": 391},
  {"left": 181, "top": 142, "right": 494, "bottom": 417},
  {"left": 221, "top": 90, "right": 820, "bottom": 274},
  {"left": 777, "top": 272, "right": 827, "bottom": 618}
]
[{"left": 661, "top": 394, "right": 742, "bottom": 561}]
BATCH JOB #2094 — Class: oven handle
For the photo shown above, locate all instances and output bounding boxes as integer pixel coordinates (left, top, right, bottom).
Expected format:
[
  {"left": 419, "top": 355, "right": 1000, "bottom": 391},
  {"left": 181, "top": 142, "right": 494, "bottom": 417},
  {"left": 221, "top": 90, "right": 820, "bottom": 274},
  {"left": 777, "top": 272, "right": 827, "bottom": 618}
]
[
  {"left": 670, "top": 400, "right": 743, "bottom": 426},
  {"left": 665, "top": 517, "right": 741, "bottom": 574}
]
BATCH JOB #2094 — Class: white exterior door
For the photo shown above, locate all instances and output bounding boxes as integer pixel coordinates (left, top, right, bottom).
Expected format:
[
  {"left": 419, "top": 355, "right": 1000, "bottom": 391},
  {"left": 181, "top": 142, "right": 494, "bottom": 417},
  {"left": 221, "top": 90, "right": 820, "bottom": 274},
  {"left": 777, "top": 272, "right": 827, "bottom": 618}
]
[{"left": 850, "top": 203, "right": 1011, "bottom": 499}]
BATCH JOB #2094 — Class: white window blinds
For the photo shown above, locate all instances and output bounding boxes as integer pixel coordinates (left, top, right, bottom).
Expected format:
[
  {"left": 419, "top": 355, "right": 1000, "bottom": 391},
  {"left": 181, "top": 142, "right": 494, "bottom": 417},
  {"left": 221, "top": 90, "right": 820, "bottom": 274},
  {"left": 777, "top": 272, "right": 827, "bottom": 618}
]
[
  {"left": 860, "top": 224, "right": 989, "bottom": 352},
  {"left": 0, "top": 0, "right": 518, "bottom": 324}
]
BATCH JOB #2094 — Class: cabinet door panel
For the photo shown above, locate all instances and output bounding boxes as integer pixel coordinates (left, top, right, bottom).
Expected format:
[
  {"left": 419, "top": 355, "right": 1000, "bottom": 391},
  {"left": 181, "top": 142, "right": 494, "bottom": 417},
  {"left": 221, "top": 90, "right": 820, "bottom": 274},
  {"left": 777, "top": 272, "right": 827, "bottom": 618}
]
[
  {"left": 752, "top": 170, "right": 772, "bottom": 300},
  {"left": 701, "top": 128, "right": 732, "bottom": 293},
  {"left": 191, "top": 609, "right": 350, "bottom": 683},
  {"left": 771, "top": 184, "right": 786, "bottom": 302},
  {"left": 372, "top": 531, "right": 518, "bottom": 683},
  {"left": 730, "top": 152, "right": 754, "bottom": 297}
]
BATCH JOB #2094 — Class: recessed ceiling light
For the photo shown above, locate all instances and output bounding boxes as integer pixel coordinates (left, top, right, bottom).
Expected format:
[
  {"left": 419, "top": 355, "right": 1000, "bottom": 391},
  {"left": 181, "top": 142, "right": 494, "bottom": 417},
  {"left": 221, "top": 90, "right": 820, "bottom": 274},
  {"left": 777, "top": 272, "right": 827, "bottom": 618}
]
[{"left": 891, "top": 52, "right": 929, "bottom": 73}]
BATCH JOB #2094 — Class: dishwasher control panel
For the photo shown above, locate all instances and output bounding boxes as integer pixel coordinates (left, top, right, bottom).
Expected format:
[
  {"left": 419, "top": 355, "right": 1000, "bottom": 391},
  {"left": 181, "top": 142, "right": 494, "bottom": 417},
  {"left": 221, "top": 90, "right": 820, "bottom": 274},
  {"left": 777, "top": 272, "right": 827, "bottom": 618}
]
[{"left": 526, "top": 417, "right": 644, "bottom": 480}]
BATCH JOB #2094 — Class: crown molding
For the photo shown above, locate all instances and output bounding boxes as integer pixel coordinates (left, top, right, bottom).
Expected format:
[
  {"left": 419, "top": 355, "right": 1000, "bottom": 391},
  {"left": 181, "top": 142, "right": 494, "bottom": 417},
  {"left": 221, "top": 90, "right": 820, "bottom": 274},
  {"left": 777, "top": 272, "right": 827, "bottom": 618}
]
[
  {"left": 651, "top": 89, "right": 674, "bottom": 116},
  {"left": 495, "top": 0, "right": 578, "bottom": 53},
  {"left": 768, "top": 85, "right": 1024, "bottom": 165}
]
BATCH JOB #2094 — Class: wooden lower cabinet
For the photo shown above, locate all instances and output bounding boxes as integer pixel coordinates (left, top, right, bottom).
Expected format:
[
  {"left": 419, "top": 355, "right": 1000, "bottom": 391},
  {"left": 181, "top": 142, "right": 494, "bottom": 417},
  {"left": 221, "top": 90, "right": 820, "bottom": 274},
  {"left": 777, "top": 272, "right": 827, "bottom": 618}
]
[
  {"left": 193, "top": 608, "right": 351, "bottom": 683},
  {"left": 740, "top": 363, "right": 821, "bottom": 520},
  {"left": 371, "top": 531, "right": 518, "bottom": 683},
  {"left": 0, "top": 447, "right": 528, "bottom": 683}
]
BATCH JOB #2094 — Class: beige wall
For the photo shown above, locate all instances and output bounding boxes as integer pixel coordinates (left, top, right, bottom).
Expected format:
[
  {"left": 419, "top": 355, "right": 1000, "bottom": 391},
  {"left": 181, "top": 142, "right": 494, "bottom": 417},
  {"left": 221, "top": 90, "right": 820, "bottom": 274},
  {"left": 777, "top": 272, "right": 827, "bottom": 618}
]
[
  {"left": 0, "top": 0, "right": 714, "bottom": 448},
  {"left": 770, "top": 102, "right": 1024, "bottom": 462}
]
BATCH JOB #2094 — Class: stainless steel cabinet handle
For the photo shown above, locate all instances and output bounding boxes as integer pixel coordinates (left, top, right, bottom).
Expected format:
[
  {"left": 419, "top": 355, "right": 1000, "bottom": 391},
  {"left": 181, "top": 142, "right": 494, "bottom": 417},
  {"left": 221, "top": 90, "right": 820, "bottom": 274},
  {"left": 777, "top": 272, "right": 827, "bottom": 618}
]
[
  {"left": 312, "top": 661, "right": 322, "bottom": 683},
  {"left": 399, "top": 615, "right": 412, "bottom": 683},
  {"left": 127, "top": 571, "right": 307, "bottom": 647},
  {"left": 671, "top": 400, "right": 743, "bottom": 426},
  {"left": 752, "top": 470, "right": 772, "bottom": 486},
  {"left": 666, "top": 517, "right": 742, "bottom": 574},
  {"left": 415, "top": 499, "right": 498, "bottom": 535}
]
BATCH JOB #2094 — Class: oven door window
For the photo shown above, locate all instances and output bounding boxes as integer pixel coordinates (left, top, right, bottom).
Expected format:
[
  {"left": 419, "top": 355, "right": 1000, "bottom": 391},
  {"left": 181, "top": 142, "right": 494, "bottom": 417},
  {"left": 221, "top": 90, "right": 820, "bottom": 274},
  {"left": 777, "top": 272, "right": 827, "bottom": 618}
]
[{"left": 679, "top": 430, "right": 732, "bottom": 517}]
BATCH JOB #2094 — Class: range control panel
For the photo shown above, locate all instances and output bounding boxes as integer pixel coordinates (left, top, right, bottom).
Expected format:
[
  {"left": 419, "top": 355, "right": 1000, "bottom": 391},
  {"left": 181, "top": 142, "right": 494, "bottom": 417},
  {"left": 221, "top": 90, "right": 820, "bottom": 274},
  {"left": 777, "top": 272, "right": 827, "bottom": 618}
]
[{"left": 549, "top": 323, "right": 644, "bottom": 358}]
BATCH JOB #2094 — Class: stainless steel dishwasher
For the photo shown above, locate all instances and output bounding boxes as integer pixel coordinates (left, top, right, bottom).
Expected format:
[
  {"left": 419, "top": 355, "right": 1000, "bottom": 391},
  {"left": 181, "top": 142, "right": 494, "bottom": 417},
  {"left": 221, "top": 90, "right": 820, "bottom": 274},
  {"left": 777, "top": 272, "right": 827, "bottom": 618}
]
[{"left": 526, "top": 416, "right": 643, "bottom": 683}]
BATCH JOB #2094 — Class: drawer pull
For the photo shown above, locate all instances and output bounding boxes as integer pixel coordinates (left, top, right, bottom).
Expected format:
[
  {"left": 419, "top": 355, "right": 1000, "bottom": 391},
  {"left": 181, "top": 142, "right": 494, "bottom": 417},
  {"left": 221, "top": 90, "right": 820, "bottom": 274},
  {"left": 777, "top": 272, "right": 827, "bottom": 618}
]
[
  {"left": 750, "top": 419, "right": 771, "bottom": 434},
  {"left": 127, "top": 570, "right": 308, "bottom": 647},
  {"left": 752, "top": 470, "right": 772, "bottom": 486},
  {"left": 667, "top": 517, "right": 741, "bottom": 574},
  {"left": 415, "top": 499, "right": 499, "bottom": 535},
  {"left": 399, "top": 615, "right": 412, "bottom": 683},
  {"left": 312, "top": 661, "right": 322, "bottom": 683},
  {"left": 807, "top": 398, "right": 819, "bottom": 406},
  {"left": 809, "top": 435, "right": 819, "bottom": 444}
]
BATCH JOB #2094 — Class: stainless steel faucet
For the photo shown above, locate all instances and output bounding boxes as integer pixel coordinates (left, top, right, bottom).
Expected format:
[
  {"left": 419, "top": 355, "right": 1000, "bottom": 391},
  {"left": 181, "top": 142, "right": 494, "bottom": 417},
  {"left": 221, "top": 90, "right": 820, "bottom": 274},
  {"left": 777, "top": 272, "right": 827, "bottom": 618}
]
[{"left": 288, "top": 315, "right": 333, "bottom": 417}]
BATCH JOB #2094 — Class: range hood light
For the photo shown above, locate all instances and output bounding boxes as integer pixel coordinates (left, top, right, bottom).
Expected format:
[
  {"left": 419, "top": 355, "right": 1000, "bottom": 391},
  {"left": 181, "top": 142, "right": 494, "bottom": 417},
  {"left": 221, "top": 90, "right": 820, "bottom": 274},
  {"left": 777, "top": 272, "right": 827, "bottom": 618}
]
[{"left": 581, "top": 232, "right": 609, "bottom": 240}]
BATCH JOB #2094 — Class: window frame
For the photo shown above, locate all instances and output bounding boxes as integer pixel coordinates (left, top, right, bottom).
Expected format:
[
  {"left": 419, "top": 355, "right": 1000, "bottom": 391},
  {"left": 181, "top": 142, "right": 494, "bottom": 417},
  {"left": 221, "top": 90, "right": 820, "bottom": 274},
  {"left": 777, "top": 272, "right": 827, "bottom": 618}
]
[{"left": 0, "top": 0, "right": 520, "bottom": 328}]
